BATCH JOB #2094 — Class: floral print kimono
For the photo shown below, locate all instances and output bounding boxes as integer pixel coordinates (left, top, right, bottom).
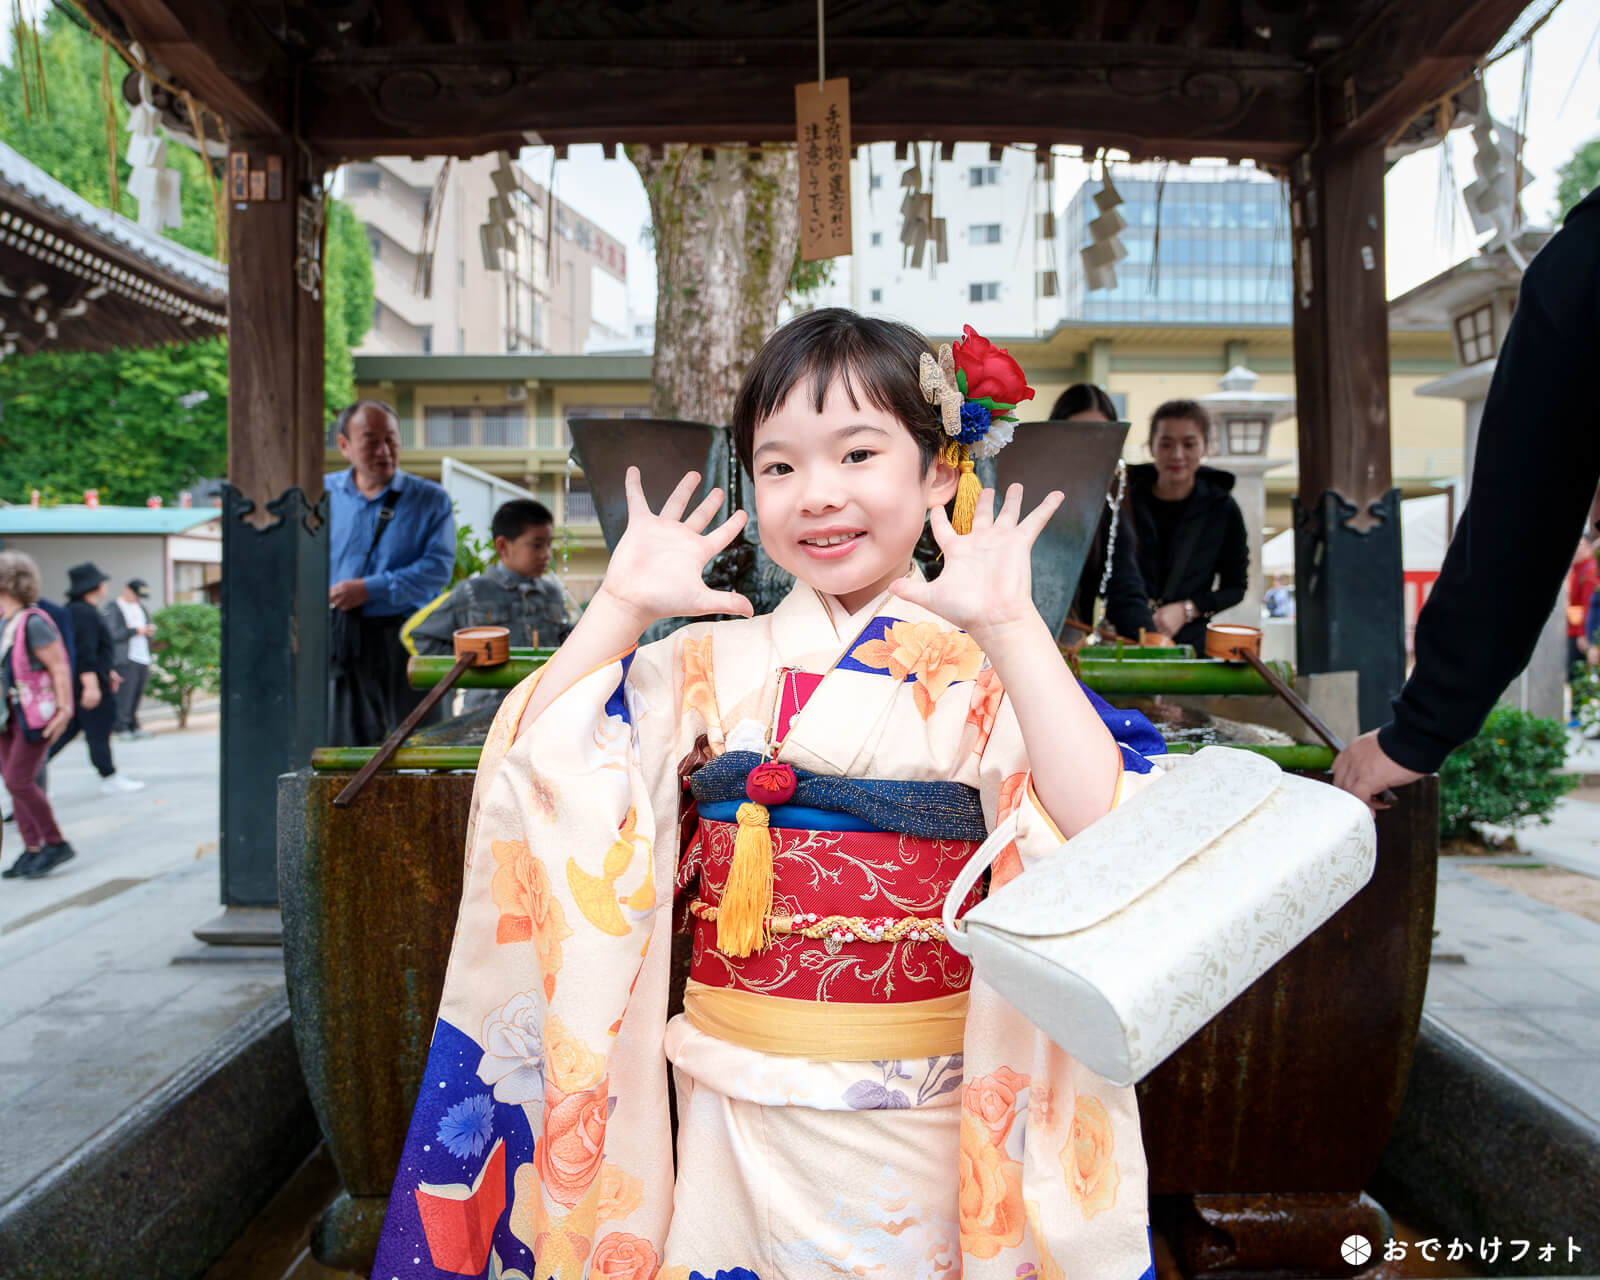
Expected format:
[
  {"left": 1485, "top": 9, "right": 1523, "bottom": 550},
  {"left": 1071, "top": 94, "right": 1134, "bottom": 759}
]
[{"left": 373, "top": 582, "right": 1158, "bottom": 1280}]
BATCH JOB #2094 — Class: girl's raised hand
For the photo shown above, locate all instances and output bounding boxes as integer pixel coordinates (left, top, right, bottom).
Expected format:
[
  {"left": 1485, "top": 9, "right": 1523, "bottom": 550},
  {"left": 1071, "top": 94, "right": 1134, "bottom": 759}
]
[
  {"left": 594, "top": 467, "right": 753, "bottom": 628},
  {"left": 889, "top": 484, "right": 1062, "bottom": 639}
]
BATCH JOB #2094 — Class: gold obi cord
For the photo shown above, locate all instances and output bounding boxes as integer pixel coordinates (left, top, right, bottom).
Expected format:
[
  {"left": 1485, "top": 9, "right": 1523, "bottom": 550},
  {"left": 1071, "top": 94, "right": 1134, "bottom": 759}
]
[{"left": 682, "top": 980, "right": 969, "bottom": 1061}]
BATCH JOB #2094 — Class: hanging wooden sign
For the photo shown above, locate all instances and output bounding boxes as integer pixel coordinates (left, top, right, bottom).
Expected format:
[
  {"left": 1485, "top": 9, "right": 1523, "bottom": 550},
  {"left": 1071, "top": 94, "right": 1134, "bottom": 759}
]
[{"left": 796, "top": 78, "right": 852, "bottom": 262}]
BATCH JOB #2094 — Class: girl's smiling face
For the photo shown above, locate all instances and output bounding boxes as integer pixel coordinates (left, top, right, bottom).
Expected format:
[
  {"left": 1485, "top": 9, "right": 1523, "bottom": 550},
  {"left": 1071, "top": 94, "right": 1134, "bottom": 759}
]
[{"left": 752, "top": 375, "right": 955, "bottom": 615}]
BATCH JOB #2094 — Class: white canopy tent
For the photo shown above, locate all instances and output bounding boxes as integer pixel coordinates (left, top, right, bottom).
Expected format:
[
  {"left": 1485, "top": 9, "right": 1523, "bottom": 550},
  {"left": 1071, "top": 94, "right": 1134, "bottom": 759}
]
[{"left": 1261, "top": 492, "right": 1451, "bottom": 576}]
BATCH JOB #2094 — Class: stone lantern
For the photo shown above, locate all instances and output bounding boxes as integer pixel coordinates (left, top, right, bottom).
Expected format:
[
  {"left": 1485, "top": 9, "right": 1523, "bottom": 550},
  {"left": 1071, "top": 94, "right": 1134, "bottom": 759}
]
[{"left": 1199, "top": 365, "right": 1293, "bottom": 626}]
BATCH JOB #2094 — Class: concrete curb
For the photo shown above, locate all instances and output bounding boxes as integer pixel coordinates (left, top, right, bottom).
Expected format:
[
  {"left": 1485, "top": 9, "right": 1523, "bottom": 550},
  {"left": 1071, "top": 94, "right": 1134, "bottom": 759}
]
[
  {"left": 0, "top": 993, "right": 318, "bottom": 1280},
  {"left": 1377, "top": 1013, "right": 1600, "bottom": 1276}
]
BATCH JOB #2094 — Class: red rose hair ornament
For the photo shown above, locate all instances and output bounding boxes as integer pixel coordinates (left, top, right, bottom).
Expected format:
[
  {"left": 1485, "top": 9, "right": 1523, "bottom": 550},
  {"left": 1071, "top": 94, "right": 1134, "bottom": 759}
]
[{"left": 919, "top": 325, "right": 1036, "bottom": 533}]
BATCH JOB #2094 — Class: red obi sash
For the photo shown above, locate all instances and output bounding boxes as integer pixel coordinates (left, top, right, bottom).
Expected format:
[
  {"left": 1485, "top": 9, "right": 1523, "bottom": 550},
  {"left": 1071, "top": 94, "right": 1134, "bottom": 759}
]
[{"left": 679, "top": 817, "right": 982, "bottom": 1004}]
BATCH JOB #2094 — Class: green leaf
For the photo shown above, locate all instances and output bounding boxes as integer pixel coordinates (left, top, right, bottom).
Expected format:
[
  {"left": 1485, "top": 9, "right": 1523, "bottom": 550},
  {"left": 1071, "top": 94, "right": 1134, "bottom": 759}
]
[{"left": 956, "top": 368, "right": 968, "bottom": 397}]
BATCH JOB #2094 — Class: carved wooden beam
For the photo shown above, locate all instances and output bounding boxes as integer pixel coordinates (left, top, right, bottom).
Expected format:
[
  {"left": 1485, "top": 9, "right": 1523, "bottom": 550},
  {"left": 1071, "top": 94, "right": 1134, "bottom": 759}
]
[
  {"left": 301, "top": 41, "right": 1312, "bottom": 162},
  {"left": 101, "top": 0, "right": 288, "bottom": 134},
  {"left": 1322, "top": 0, "right": 1529, "bottom": 152}
]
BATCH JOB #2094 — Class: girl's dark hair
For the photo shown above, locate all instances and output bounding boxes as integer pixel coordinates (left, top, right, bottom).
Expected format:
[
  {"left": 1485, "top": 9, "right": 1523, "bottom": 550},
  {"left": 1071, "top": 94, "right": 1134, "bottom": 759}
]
[
  {"left": 1049, "top": 383, "right": 1118, "bottom": 421},
  {"left": 731, "top": 308, "right": 944, "bottom": 475},
  {"left": 1148, "top": 398, "right": 1212, "bottom": 449}
]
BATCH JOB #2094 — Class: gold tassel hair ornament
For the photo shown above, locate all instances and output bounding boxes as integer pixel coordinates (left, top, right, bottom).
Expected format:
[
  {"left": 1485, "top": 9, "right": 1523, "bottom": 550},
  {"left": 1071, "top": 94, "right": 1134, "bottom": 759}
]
[{"left": 920, "top": 326, "right": 1037, "bottom": 534}]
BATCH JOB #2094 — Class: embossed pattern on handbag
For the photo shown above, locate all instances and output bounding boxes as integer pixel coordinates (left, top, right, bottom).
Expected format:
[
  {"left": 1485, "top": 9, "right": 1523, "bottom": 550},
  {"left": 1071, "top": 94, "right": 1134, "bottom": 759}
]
[{"left": 943, "top": 746, "right": 1377, "bottom": 1086}]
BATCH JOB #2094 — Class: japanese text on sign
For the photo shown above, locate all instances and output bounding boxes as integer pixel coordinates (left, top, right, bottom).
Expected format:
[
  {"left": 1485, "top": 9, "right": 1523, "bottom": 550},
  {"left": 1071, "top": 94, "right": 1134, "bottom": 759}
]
[{"left": 796, "top": 78, "right": 852, "bottom": 262}]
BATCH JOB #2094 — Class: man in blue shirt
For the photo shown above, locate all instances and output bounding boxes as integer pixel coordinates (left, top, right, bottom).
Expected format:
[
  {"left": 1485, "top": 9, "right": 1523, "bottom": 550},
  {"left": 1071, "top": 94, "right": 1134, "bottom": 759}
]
[{"left": 327, "top": 399, "right": 455, "bottom": 746}]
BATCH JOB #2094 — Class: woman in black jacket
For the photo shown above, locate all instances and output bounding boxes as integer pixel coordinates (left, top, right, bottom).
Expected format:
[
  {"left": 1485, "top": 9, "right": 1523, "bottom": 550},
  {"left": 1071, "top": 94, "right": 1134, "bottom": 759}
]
[
  {"left": 1124, "top": 400, "right": 1250, "bottom": 650},
  {"left": 1052, "top": 383, "right": 1151, "bottom": 641},
  {"left": 48, "top": 563, "right": 144, "bottom": 794}
]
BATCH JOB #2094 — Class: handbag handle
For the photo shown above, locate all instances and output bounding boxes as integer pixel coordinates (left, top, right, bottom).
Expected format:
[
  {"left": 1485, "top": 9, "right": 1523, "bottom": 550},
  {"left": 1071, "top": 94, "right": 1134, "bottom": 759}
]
[{"left": 941, "top": 812, "right": 1018, "bottom": 957}]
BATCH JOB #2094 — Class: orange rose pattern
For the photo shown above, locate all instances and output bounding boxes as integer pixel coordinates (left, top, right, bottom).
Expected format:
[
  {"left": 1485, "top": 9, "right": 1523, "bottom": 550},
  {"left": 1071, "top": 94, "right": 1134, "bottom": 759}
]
[
  {"left": 537, "top": 1079, "right": 610, "bottom": 1208},
  {"left": 589, "top": 1231, "right": 659, "bottom": 1280},
  {"left": 966, "top": 666, "right": 1004, "bottom": 756},
  {"left": 991, "top": 770, "right": 1029, "bottom": 886},
  {"left": 957, "top": 1112, "right": 1026, "bottom": 1259},
  {"left": 545, "top": 1013, "right": 605, "bottom": 1093},
  {"left": 680, "top": 634, "right": 721, "bottom": 733},
  {"left": 851, "top": 620, "right": 984, "bottom": 721},
  {"left": 595, "top": 1162, "right": 645, "bottom": 1224},
  {"left": 491, "top": 839, "right": 574, "bottom": 999},
  {"left": 1062, "top": 1092, "right": 1120, "bottom": 1219},
  {"left": 962, "top": 1064, "right": 1029, "bottom": 1148}
]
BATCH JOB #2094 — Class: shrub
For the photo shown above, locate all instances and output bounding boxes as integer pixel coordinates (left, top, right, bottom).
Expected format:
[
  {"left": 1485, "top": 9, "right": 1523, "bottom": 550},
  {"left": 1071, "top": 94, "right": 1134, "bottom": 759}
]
[
  {"left": 148, "top": 603, "right": 220, "bottom": 729},
  {"left": 1571, "top": 661, "right": 1600, "bottom": 735},
  {"left": 1437, "top": 705, "right": 1577, "bottom": 842}
]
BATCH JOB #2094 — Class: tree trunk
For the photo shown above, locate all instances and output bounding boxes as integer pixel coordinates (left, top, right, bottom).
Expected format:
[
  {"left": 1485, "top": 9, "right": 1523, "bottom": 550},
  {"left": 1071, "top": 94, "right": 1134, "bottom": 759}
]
[{"left": 628, "top": 146, "right": 800, "bottom": 424}]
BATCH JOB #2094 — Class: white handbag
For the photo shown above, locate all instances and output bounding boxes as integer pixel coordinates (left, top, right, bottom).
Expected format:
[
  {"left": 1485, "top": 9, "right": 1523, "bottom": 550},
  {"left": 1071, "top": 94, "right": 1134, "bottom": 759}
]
[{"left": 942, "top": 746, "right": 1376, "bottom": 1086}]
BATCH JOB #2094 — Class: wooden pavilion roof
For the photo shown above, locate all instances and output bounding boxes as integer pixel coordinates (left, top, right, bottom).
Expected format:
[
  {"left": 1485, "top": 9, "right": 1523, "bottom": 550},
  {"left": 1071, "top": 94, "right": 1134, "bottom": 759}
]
[
  {"left": 84, "top": 0, "right": 1531, "bottom": 164},
  {"left": 0, "top": 141, "right": 226, "bottom": 357}
]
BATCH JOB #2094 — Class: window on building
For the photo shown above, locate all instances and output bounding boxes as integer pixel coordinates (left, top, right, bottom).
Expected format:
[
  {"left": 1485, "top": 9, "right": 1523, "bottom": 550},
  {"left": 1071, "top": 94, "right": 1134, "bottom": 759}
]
[
  {"left": 350, "top": 165, "right": 381, "bottom": 189},
  {"left": 869, "top": 173, "right": 883, "bottom": 190},
  {"left": 969, "top": 223, "right": 1002, "bottom": 245},
  {"left": 870, "top": 231, "right": 883, "bottom": 247},
  {"left": 870, "top": 288, "right": 883, "bottom": 303},
  {"left": 422, "top": 405, "right": 527, "bottom": 448},
  {"left": 366, "top": 227, "right": 382, "bottom": 260},
  {"left": 973, "top": 165, "right": 1003, "bottom": 186},
  {"left": 565, "top": 477, "right": 597, "bottom": 524},
  {"left": 420, "top": 325, "right": 433, "bottom": 354},
  {"left": 968, "top": 281, "right": 1000, "bottom": 302},
  {"left": 1036, "top": 271, "right": 1058, "bottom": 298},
  {"left": 1454, "top": 303, "right": 1495, "bottom": 364}
]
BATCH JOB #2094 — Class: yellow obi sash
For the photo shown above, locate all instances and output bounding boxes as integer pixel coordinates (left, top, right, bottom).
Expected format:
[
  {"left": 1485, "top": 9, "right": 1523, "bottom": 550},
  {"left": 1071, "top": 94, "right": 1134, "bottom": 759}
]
[{"left": 682, "top": 980, "right": 969, "bottom": 1061}]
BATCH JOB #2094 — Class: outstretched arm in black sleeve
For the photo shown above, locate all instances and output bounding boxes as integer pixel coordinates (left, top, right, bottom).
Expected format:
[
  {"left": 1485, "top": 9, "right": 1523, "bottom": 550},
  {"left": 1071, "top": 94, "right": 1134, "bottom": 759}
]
[{"left": 1335, "top": 192, "right": 1600, "bottom": 804}]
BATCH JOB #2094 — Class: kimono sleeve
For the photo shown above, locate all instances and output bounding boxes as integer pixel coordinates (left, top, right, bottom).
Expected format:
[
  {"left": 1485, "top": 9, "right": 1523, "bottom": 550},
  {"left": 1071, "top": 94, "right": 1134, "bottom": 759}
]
[
  {"left": 371, "top": 635, "right": 688, "bottom": 1280},
  {"left": 953, "top": 668, "right": 1156, "bottom": 1280}
]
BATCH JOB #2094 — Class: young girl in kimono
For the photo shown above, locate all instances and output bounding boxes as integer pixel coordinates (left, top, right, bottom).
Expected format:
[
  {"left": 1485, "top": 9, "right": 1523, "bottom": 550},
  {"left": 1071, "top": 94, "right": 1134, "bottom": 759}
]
[{"left": 374, "top": 309, "right": 1158, "bottom": 1280}]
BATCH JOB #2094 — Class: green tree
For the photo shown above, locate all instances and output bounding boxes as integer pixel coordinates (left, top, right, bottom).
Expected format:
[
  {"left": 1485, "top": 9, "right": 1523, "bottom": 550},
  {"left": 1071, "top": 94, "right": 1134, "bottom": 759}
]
[
  {"left": 0, "top": 14, "right": 372, "bottom": 427},
  {"left": 322, "top": 198, "right": 375, "bottom": 412},
  {"left": 0, "top": 338, "right": 228, "bottom": 503},
  {"left": 1, "top": 8, "right": 223, "bottom": 256},
  {"left": 1555, "top": 136, "right": 1600, "bottom": 223},
  {"left": 148, "top": 602, "right": 220, "bottom": 729}
]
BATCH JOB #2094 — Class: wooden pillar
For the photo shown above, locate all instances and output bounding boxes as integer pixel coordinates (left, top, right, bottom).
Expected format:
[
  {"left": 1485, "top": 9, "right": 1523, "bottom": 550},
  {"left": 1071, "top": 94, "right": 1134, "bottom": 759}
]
[
  {"left": 1288, "top": 143, "right": 1405, "bottom": 732},
  {"left": 197, "top": 142, "right": 329, "bottom": 942}
]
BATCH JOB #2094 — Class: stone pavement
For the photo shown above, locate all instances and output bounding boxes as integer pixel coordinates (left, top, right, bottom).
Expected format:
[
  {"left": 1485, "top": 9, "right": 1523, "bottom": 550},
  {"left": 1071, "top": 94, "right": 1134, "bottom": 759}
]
[
  {"left": 1425, "top": 853, "right": 1600, "bottom": 1124},
  {"left": 0, "top": 703, "right": 285, "bottom": 1207}
]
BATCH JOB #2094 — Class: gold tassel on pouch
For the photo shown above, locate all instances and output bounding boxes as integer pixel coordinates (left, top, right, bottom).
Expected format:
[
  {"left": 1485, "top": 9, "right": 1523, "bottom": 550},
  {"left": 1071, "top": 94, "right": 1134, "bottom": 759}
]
[{"left": 718, "top": 801, "right": 776, "bottom": 956}]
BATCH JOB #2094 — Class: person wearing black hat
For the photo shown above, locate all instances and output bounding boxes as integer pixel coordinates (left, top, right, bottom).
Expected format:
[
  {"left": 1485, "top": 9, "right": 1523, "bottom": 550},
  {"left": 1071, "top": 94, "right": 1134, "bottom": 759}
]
[
  {"left": 51, "top": 563, "right": 144, "bottom": 796},
  {"left": 106, "top": 577, "right": 156, "bottom": 741}
]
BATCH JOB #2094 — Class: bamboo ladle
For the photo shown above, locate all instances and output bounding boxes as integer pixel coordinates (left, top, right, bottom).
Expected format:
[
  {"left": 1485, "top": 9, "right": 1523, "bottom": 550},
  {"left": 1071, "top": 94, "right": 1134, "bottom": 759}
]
[
  {"left": 334, "top": 625, "right": 512, "bottom": 808},
  {"left": 1205, "top": 622, "right": 1396, "bottom": 803}
]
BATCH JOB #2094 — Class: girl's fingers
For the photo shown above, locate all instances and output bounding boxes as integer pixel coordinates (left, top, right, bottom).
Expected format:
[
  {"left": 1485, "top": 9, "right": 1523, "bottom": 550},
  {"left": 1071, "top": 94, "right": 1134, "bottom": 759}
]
[
  {"left": 970, "top": 488, "right": 996, "bottom": 532},
  {"left": 702, "top": 507, "right": 749, "bottom": 554},
  {"left": 996, "top": 483, "right": 1025, "bottom": 526},
  {"left": 1017, "top": 489, "right": 1064, "bottom": 539},
  {"left": 926, "top": 502, "right": 955, "bottom": 550},
  {"left": 887, "top": 576, "right": 932, "bottom": 609},
  {"left": 659, "top": 471, "right": 702, "bottom": 522},
  {"left": 683, "top": 486, "right": 725, "bottom": 533},
  {"left": 622, "top": 466, "right": 646, "bottom": 518},
  {"left": 700, "top": 590, "right": 754, "bottom": 618}
]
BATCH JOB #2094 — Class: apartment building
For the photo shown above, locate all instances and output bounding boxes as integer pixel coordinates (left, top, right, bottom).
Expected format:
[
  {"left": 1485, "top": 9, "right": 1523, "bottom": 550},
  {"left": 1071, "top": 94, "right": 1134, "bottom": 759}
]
[{"left": 343, "top": 154, "right": 628, "bottom": 357}]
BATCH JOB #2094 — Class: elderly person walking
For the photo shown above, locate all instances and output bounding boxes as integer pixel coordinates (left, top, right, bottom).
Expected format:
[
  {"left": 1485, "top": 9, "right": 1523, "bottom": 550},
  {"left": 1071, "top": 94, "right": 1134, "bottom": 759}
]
[
  {"left": 327, "top": 399, "right": 455, "bottom": 746},
  {"left": 0, "top": 551, "right": 76, "bottom": 879}
]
